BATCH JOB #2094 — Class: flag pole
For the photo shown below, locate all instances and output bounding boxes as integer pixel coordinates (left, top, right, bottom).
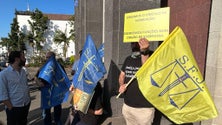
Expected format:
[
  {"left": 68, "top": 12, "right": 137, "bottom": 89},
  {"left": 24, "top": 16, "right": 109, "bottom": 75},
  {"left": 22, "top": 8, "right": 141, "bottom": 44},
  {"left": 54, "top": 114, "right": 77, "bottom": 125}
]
[{"left": 116, "top": 75, "right": 136, "bottom": 99}]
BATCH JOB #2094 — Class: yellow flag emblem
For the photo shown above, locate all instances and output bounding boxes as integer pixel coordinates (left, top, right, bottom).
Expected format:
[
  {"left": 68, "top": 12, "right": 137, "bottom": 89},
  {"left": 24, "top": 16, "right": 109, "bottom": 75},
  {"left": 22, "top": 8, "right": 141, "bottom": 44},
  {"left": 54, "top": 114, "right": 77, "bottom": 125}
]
[{"left": 136, "top": 26, "right": 218, "bottom": 124}]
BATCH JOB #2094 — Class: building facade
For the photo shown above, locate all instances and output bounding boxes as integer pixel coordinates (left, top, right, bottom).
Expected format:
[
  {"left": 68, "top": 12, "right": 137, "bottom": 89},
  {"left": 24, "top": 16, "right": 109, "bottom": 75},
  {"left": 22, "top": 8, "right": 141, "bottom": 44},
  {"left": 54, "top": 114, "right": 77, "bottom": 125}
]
[{"left": 16, "top": 11, "right": 75, "bottom": 63}]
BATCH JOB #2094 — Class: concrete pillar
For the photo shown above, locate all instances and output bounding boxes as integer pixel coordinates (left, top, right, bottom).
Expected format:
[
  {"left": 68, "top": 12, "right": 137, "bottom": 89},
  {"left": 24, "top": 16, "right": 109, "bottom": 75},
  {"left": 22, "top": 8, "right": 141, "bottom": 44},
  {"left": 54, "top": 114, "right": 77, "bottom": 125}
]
[{"left": 204, "top": 0, "right": 222, "bottom": 124}]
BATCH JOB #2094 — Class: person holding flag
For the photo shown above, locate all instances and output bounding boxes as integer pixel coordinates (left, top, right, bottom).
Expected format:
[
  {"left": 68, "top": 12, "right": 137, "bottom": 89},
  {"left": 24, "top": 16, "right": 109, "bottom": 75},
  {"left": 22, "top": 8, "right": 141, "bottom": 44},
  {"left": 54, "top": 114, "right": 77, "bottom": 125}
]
[
  {"left": 118, "top": 38, "right": 155, "bottom": 125},
  {"left": 35, "top": 51, "right": 70, "bottom": 125},
  {"left": 133, "top": 26, "right": 218, "bottom": 124},
  {"left": 69, "top": 81, "right": 103, "bottom": 125},
  {"left": 70, "top": 34, "right": 106, "bottom": 125}
]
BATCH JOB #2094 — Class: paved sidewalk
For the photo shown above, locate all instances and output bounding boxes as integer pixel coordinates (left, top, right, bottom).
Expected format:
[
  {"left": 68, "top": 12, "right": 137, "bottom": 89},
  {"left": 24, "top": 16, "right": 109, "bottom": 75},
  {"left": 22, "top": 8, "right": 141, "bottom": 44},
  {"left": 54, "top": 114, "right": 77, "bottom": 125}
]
[
  {"left": 0, "top": 67, "right": 199, "bottom": 125},
  {"left": 0, "top": 83, "right": 199, "bottom": 125},
  {"left": 0, "top": 83, "right": 71, "bottom": 125},
  {"left": 0, "top": 83, "right": 126, "bottom": 125}
]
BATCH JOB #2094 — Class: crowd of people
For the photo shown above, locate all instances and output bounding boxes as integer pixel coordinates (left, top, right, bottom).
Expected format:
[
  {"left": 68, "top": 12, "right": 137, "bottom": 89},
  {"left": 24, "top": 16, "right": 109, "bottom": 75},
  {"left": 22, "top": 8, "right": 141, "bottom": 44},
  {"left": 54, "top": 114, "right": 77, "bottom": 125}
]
[{"left": 0, "top": 38, "right": 193, "bottom": 125}]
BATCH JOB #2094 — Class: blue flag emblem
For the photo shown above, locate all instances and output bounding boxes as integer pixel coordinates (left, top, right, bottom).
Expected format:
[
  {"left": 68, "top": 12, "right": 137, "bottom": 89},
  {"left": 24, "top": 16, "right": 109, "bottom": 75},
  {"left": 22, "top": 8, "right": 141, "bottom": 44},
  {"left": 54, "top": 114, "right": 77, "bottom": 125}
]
[
  {"left": 73, "top": 34, "right": 106, "bottom": 94},
  {"left": 38, "top": 56, "right": 71, "bottom": 109}
]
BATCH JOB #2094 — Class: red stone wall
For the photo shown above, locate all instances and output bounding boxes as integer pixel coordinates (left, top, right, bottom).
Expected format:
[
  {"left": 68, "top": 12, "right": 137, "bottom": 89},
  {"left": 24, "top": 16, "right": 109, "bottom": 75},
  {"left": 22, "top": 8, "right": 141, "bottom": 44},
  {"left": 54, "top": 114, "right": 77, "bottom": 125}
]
[{"left": 168, "top": 0, "right": 212, "bottom": 75}]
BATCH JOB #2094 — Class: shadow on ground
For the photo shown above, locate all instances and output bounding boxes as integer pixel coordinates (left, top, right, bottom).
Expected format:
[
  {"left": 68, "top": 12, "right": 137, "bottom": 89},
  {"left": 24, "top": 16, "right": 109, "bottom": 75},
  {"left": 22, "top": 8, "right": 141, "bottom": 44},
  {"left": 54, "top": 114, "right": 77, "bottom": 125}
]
[
  {"left": 27, "top": 107, "right": 70, "bottom": 125},
  {"left": 27, "top": 84, "right": 71, "bottom": 125}
]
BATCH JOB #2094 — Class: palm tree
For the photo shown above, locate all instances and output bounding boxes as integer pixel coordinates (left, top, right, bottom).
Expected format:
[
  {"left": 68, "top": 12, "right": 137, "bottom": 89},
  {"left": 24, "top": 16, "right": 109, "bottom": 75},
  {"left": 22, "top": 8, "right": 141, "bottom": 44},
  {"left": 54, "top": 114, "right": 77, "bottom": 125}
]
[{"left": 53, "top": 24, "right": 72, "bottom": 59}]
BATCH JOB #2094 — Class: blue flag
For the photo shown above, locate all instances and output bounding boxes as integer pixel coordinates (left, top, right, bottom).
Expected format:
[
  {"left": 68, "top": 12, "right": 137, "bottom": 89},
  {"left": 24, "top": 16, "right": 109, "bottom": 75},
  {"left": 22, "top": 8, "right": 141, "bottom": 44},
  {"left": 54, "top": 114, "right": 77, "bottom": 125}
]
[
  {"left": 38, "top": 56, "right": 71, "bottom": 109},
  {"left": 73, "top": 34, "right": 106, "bottom": 94}
]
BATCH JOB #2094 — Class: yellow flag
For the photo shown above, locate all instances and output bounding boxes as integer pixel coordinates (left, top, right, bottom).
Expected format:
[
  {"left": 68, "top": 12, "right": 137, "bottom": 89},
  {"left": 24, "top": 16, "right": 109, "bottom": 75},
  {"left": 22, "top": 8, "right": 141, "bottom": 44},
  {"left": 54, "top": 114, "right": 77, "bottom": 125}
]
[{"left": 136, "top": 26, "right": 218, "bottom": 124}]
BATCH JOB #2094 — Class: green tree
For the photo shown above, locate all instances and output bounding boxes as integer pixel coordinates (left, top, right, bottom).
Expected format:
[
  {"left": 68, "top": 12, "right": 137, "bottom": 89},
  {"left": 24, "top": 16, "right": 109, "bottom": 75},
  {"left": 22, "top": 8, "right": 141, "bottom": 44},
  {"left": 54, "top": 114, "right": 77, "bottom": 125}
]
[
  {"left": 0, "top": 17, "right": 26, "bottom": 51},
  {"left": 0, "top": 37, "right": 10, "bottom": 51},
  {"left": 27, "top": 9, "right": 48, "bottom": 55},
  {"left": 54, "top": 16, "right": 74, "bottom": 59},
  {"left": 8, "top": 17, "right": 19, "bottom": 50},
  {"left": 53, "top": 26, "right": 71, "bottom": 59}
]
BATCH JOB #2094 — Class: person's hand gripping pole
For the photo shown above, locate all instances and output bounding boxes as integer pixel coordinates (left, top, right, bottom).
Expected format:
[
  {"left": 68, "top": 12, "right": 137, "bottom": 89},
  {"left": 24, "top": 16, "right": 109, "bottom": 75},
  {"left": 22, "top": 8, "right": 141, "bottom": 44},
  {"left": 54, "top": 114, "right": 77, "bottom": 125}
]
[{"left": 116, "top": 75, "right": 136, "bottom": 98}]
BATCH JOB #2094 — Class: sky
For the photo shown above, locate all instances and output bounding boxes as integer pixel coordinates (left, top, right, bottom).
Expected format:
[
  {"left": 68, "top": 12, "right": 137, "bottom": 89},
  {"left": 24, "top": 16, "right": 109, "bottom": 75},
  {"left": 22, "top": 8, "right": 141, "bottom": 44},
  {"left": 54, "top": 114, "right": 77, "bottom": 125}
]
[{"left": 0, "top": 0, "right": 75, "bottom": 39}]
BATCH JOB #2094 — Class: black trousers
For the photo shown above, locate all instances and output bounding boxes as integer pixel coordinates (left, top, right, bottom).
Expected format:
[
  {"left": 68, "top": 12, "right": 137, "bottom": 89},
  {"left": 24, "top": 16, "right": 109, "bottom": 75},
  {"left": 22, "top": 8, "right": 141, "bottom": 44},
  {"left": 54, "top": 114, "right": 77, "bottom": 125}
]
[
  {"left": 43, "top": 104, "right": 62, "bottom": 125},
  {"left": 6, "top": 102, "right": 31, "bottom": 125}
]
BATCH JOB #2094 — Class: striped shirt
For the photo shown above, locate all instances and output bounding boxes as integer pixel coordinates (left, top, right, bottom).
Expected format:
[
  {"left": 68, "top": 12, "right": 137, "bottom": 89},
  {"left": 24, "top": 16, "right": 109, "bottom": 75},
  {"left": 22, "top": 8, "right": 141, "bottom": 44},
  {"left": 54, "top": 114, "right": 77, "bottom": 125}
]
[{"left": 0, "top": 65, "right": 30, "bottom": 107}]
